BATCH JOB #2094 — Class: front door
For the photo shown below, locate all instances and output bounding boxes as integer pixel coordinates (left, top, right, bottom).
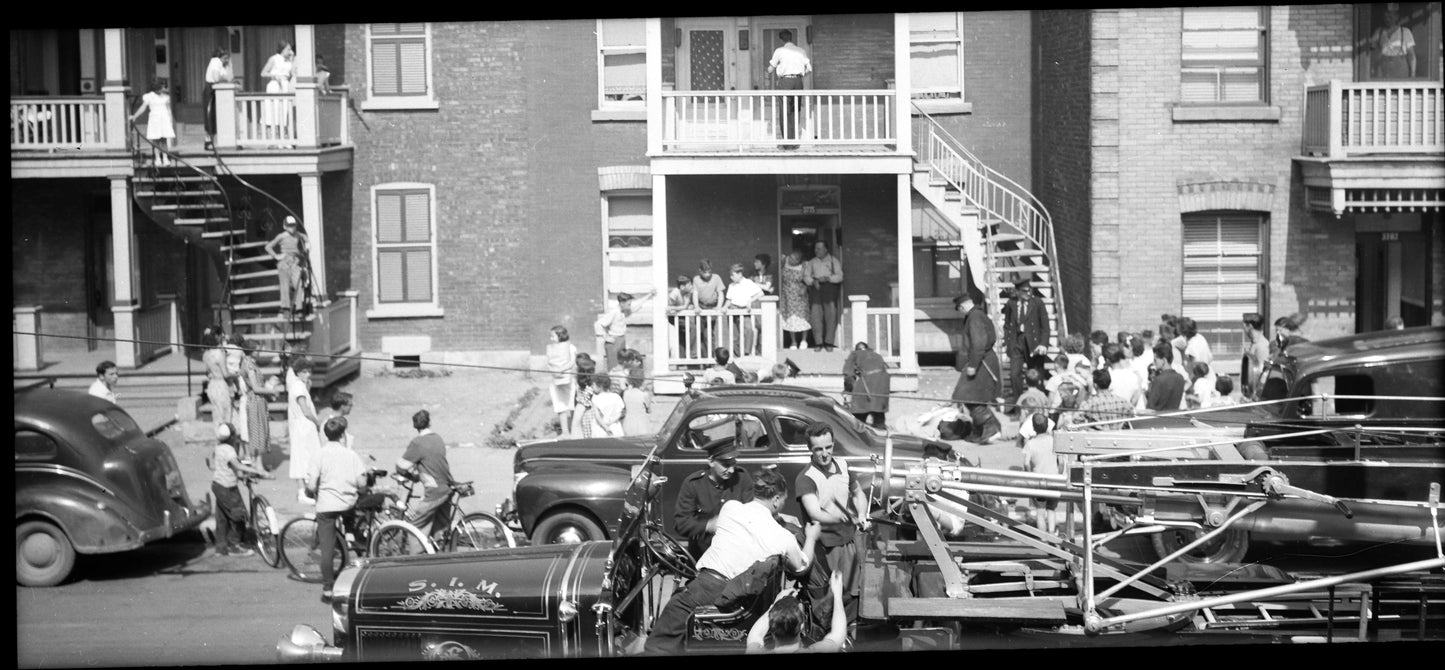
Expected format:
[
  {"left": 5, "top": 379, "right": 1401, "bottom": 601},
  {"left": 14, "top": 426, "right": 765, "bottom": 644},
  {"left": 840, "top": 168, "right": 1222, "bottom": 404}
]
[
  {"left": 677, "top": 19, "right": 738, "bottom": 91},
  {"left": 750, "top": 18, "right": 811, "bottom": 91},
  {"left": 1355, "top": 214, "right": 1433, "bottom": 331}
]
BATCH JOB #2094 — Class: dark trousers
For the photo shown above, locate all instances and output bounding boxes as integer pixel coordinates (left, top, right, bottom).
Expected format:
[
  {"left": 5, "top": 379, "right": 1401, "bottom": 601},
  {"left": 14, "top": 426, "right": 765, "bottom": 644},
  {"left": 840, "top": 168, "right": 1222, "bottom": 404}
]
[
  {"left": 1008, "top": 340, "right": 1048, "bottom": 403},
  {"left": 808, "top": 283, "right": 840, "bottom": 347},
  {"left": 966, "top": 403, "right": 1001, "bottom": 441},
  {"left": 777, "top": 75, "right": 804, "bottom": 143},
  {"left": 317, "top": 510, "right": 345, "bottom": 591},
  {"left": 204, "top": 84, "right": 218, "bottom": 137},
  {"left": 643, "top": 568, "right": 728, "bottom": 655},
  {"left": 212, "top": 482, "right": 248, "bottom": 550}
]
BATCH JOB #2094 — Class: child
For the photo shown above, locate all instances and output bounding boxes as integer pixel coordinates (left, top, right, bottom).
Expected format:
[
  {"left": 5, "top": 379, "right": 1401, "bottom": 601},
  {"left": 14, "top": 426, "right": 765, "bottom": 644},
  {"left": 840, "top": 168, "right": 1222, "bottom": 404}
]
[
  {"left": 571, "top": 355, "right": 597, "bottom": 437},
  {"left": 317, "top": 391, "right": 354, "bottom": 449},
  {"left": 211, "top": 423, "right": 272, "bottom": 557},
  {"left": 1209, "top": 375, "right": 1238, "bottom": 408},
  {"left": 129, "top": 79, "right": 175, "bottom": 166},
  {"left": 621, "top": 368, "right": 653, "bottom": 436},
  {"left": 1019, "top": 413, "right": 1061, "bottom": 536},
  {"left": 1015, "top": 368, "right": 1048, "bottom": 417},
  {"left": 1052, "top": 382, "right": 1084, "bottom": 432},
  {"left": 722, "top": 262, "right": 765, "bottom": 355},
  {"left": 264, "top": 216, "right": 310, "bottom": 316},
  {"left": 1187, "top": 361, "right": 1218, "bottom": 410},
  {"left": 546, "top": 326, "right": 578, "bottom": 437},
  {"left": 595, "top": 293, "right": 636, "bottom": 372},
  {"left": 588, "top": 375, "right": 625, "bottom": 438}
]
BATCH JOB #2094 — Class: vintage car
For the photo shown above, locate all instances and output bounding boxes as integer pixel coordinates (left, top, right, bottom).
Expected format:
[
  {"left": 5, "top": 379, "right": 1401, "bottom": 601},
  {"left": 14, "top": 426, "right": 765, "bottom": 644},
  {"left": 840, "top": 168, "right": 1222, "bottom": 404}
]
[
  {"left": 503, "top": 384, "right": 958, "bottom": 545},
  {"left": 15, "top": 389, "right": 211, "bottom": 586}
]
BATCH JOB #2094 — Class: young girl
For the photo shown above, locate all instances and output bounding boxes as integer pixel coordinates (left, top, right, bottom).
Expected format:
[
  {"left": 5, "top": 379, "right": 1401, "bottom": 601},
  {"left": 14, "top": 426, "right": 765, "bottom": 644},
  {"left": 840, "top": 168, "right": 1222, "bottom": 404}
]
[
  {"left": 590, "top": 375, "right": 626, "bottom": 438},
  {"left": 546, "top": 326, "right": 578, "bottom": 437},
  {"left": 571, "top": 355, "right": 597, "bottom": 437},
  {"left": 1020, "top": 413, "right": 1061, "bottom": 536},
  {"left": 129, "top": 79, "right": 176, "bottom": 166},
  {"left": 1187, "top": 361, "right": 1218, "bottom": 410},
  {"left": 621, "top": 368, "right": 652, "bottom": 437}
]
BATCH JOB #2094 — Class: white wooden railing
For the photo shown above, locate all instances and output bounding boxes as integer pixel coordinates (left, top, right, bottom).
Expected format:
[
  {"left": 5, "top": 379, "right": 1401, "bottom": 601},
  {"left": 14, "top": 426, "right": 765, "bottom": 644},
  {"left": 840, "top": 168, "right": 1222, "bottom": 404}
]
[
  {"left": 661, "top": 90, "right": 897, "bottom": 151},
  {"left": 848, "top": 295, "right": 902, "bottom": 364},
  {"left": 135, "top": 300, "right": 178, "bottom": 363},
  {"left": 316, "top": 91, "right": 349, "bottom": 147},
  {"left": 1302, "top": 80, "right": 1445, "bottom": 158},
  {"left": 234, "top": 93, "right": 298, "bottom": 147},
  {"left": 310, "top": 292, "right": 358, "bottom": 356},
  {"left": 10, "top": 97, "right": 109, "bottom": 150},
  {"left": 665, "top": 297, "right": 779, "bottom": 367}
]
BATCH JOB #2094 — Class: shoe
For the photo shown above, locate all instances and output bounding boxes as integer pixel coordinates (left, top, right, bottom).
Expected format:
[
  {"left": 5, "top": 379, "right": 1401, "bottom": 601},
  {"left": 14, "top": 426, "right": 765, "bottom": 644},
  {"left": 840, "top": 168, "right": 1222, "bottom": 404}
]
[
  {"left": 320, "top": 590, "right": 333, "bottom": 604},
  {"left": 976, "top": 431, "right": 1004, "bottom": 444},
  {"left": 213, "top": 547, "right": 230, "bottom": 557},
  {"left": 203, "top": 141, "right": 214, "bottom": 151},
  {"left": 232, "top": 547, "right": 256, "bottom": 558}
]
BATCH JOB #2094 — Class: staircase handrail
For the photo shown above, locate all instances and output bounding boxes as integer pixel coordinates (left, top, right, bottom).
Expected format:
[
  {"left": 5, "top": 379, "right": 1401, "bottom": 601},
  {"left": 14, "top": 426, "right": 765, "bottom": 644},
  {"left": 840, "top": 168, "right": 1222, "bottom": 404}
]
[
  {"left": 910, "top": 105, "right": 1069, "bottom": 340},
  {"left": 128, "top": 120, "right": 238, "bottom": 316}
]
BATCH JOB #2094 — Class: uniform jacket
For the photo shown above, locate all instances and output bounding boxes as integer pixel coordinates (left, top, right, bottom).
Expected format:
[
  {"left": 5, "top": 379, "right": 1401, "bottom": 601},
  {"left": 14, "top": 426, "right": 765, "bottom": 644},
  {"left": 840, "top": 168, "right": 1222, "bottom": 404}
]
[
  {"left": 1003, "top": 290, "right": 1050, "bottom": 353},
  {"left": 952, "top": 304, "right": 1000, "bottom": 404}
]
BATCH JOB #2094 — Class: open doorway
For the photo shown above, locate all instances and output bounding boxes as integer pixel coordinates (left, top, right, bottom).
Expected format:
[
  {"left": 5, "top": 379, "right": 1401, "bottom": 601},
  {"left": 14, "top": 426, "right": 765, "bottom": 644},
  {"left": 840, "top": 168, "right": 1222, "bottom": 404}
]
[{"left": 1356, "top": 214, "right": 1434, "bottom": 331}]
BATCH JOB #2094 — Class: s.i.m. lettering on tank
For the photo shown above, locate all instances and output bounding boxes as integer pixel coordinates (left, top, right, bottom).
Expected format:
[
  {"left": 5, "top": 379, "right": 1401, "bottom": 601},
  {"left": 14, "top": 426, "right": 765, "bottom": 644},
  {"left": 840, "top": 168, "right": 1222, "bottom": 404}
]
[{"left": 398, "top": 576, "right": 508, "bottom": 612}]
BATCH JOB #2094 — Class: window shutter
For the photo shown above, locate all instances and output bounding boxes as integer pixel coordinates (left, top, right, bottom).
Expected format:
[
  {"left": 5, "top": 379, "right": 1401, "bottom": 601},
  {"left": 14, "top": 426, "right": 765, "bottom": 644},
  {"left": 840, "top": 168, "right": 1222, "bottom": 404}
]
[
  {"left": 405, "top": 249, "right": 432, "bottom": 302},
  {"left": 371, "top": 23, "right": 399, "bottom": 36},
  {"left": 404, "top": 192, "right": 430, "bottom": 242},
  {"left": 1182, "top": 213, "right": 1265, "bottom": 374},
  {"left": 378, "top": 250, "right": 405, "bottom": 302},
  {"left": 371, "top": 41, "right": 399, "bottom": 95},
  {"left": 376, "top": 193, "right": 403, "bottom": 243},
  {"left": 399, "top": 40, "right": 427, "bottom": 95}
]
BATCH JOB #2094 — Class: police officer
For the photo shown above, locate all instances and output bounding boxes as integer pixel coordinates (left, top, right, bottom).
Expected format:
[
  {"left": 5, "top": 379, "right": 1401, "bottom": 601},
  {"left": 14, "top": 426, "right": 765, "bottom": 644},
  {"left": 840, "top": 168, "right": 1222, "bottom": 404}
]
[{"left": 673, "top": 437, "right": 755, "bottom": 560}]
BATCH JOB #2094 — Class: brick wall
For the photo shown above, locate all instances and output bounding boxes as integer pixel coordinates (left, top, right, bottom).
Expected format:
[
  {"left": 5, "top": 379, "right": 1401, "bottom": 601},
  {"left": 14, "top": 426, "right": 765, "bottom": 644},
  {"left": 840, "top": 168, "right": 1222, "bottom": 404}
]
[
  {"left": 839, "top": 175, "right": 900, "bottom": 306},
  {"left": 953, "top": 10, "right": 1034, "bottom": 191},
  {"left": 315, "top": 24, "right": 346, "bottom": 86},
  {"left": 665, "top": 176, "right": 779, "bottom": 279},
  {"left": 1033, "top": 9, "right": 1093, "bottom": 336},
  {"left": 812, "top": 14, "right": 894, "bottom": 90}
]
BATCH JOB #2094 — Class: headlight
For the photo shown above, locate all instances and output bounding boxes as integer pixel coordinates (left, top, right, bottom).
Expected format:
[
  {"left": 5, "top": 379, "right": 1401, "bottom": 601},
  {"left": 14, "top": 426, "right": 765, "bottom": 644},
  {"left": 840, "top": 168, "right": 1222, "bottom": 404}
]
[
  {"left": 513, "top": 470, "right": 529, "bottom": 496},
  {"left": 331, "top": 564, "right": 361, "bottom": 635}
]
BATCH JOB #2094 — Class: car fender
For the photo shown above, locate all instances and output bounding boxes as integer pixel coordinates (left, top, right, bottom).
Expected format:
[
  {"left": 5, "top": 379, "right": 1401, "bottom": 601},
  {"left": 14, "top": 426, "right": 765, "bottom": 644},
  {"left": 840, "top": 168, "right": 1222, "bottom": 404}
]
[
  {"left": 15, "top": 473, "right": 148, "bottom": 554},
  {"left": 514, "top": 463, "right": 632, "bottom": 538}
]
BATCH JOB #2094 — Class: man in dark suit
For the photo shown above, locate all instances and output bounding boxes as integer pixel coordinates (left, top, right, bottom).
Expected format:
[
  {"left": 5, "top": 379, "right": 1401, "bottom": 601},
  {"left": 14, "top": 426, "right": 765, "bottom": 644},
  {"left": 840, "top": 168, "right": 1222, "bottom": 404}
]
[{"left": 1004, "top": 274, "right": 1051, "bottom": 407}]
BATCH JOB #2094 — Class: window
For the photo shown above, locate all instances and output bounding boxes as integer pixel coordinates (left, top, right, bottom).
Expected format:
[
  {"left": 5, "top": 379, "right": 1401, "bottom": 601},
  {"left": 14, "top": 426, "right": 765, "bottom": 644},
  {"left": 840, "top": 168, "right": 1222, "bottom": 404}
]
[
  {"left": 363, "top": 23, "right": 438, "bottom": 110},
  {"left": 603, "top": 193, "right": 653, "bottom": 319},
  {"left": 1297, "top": 373, "right": 1375, "bottom": 418},
  {"left": 684, "top": 413, "right": 767, "bottom": 452},
  {"left": 368, "top": 184, "right": 442, "bottom": 319},
  {"left": 1182, "top": 213, "right": 1266, "bottom": 376},
  {"left": 1181, "top": 7, "right": 1268, "bottom": 104},
  {"left": 15, "top": 430, "right": 58, "bottom": 461},
  {"left": 91, "top": 409, "right": 139, "bottom": 442},
  {"left": 913, "top": 241, "right": 966, "bottom": 299},
  {"left": 596, "top": 18, "right": 647, "bottom": 118},
  {"left": 909, "top": 13, "right": 965, "bottom": 101},
  {"left": 776, "top": 416, "right": 811, "bottom": 450}
]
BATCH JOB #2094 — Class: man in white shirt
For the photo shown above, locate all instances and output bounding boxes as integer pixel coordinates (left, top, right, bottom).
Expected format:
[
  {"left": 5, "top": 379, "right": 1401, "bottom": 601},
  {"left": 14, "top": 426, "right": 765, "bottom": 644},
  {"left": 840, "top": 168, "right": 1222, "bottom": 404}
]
[
  {"left": 644, "top": 468, "right": 820, "bottom": 655},
  {"left": 595, "top": 293, "right": 635, "bottom": 373},
  {"left": 88, "top": 360, "right": 119, "bottom": 404},
  {"left": 306, "top": 416, "right": 369, "bottom": 603},
  {"left": 767, "top": 29, "right": 812, "bottom": 149},
  {"left": 723, "top": 262, "right": 765, "bottom": 356}
]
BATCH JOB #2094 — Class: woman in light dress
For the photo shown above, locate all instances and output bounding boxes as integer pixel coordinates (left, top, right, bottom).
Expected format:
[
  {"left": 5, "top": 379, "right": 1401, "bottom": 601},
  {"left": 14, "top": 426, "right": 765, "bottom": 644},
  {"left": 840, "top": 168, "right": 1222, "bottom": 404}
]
[
  {"left": 129, "top": 79, "right": 176, "bottom": 165},
  {"left": 259, "top": 41, "right": 296, "bottom": 145},
  {"left": 201, "top": 326, "right": 234, "bottom": 430},
  {"left": 285, "top": 357, "right": 323, "bottom": 503},
  {"left": 546, "top": 326, "right": 579, "bottom": 437},
  {"left": 779, "top": 248, "right": 812, "bottom": 350}
]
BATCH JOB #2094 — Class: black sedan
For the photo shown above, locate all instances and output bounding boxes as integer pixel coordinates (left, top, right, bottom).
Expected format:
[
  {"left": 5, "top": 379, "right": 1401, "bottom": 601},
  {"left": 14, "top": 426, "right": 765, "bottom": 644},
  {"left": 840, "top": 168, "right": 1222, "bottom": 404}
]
[{"left": 15, "top": 389, "right": 210, "bottom": 586}]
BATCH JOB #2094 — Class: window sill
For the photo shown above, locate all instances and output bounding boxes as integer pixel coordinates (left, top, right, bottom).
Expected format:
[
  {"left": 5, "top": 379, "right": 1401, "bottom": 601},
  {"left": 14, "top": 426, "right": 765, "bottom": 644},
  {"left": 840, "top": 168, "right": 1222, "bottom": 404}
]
[
  {"left": 1172, "top": 105, "right": 1282, "bottom": 122},
  {"left": 366, "top": 304, "right": 445, "bottom": 319},
  {"left": 592, "top": 109, "right": 647, "bottom": 122},
  {"left": 910, "top": 99, "right": 973, "bottom": 116},
  {"left": 360, "top": 97, "right": 441, "bottom": 111}
]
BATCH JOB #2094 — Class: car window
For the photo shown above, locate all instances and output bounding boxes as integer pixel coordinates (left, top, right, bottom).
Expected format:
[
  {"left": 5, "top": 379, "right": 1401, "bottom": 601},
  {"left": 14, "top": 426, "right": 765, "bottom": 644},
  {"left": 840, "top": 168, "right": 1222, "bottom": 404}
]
[
  {"left": 1296, "top": 373, "right": 1375, "bottom": 418},
  {"left": 15, "top": 430, "right": 58, "bottom": 461},
  {"left": 91, "top": 408, "right": 140, "bottom": 442},
  {"left": 682, "top": 413, "right": 768, "bottom": 452},
  {"left": 776, "top": 416, "right": 811, "bottom": 451}
]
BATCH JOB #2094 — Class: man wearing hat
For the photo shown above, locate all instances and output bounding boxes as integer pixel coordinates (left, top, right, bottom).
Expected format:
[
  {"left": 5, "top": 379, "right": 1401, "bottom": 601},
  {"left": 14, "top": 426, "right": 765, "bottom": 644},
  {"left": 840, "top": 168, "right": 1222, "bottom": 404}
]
[
  {"left": 1004, "top": 273, "right": 1050, "bottom": 409},
  {"left": 674, "top": 432, "right": 755, "bottom": 560},
  {"left": 265, "top": 215, "right": 310, "bottom": 316},
  {"left": 951, "top": 286, "right": 1004, "bottom": 443}
]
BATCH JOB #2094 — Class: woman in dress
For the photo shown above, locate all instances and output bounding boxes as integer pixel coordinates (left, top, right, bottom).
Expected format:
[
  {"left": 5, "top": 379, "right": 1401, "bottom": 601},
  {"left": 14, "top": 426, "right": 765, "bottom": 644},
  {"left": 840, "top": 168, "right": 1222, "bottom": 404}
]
[
  {"left": 232, "top": 335, "right": 275, "bottom": 462},
  {"left": 129, "top": 79, "right": 176, "bottom": 165},
  {"left": 259, "top": 41, "right": 296, "bottom": 145},
  {"left": 203, "top": 49, "right": 233, "bottom": 150},
  {"left": 779, "top": 248, "right": 812, "bottom": 350},
  {"left": 201, "top": 325, "right": 234, "bottom": 431},
  {"left": 285, "top": 357, "right": 323, "bottom": 504},
  {"left": 546, "top": 326, "right": 579, "bottom": 437}
]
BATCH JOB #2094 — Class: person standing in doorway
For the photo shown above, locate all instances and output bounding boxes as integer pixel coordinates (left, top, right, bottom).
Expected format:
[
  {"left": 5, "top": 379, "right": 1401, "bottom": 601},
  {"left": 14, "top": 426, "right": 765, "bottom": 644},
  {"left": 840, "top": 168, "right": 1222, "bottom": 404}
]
[
  {"left": 804, "top": 240, "right": 843, "bottom": 351},
  {"left": 767, "top": 29, "right": 812, "bottom": 150},
  {"left": 203, "top": 49, "right": 233, "bottom": 151},
  {"left": 951, "top": 287, "right": 1003, "bottom": 443},
  {"left": 89, "top": 360, "right": 119, "bottom": 404},
  {"left": 266, "top": 215, "right": 310, "bottom": 318},
  {"left": 1373, "top": 3, "right": 1416, "bottom": 79},
  {"left": 779, "top": 248, "right": 812, "bottom": 350}
]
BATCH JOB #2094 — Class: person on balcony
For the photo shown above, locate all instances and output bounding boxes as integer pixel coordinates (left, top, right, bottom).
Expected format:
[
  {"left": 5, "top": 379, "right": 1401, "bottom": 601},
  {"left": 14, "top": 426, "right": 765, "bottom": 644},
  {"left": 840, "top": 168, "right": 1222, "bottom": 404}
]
[
  {"left": 767, "top": 29, "right": 811, "bottom": 150},
  {"left": 667, "top": 274, "right": 694, "bottom": 359},
  {"left": 260, "top": 41, "right": 296, "bottom": 146},
  {"left": 315, "top": 53, "right": 333, "bottom": 95},
  {"left": 803, "top": 241, "right": 843, "bottom": 351},
  {"left": 692, "top": 259, "right": 726, "bottom": 350},
  {"left": 266, "top": 215, "right": 310, "bottom": 318},
  {"left": 723, "top": 262, "right": 766, "bottom": 356},
  {"left": 129, "top": 79, "right": 175, "bottom": 166},
  {"left": 203, "top": 49, "right": 233, "bottom": 151},
  {"left": 951, "top": 287, "right": 1003, "bottom": 443},
  {"left": 779, "top": 248, "right": 812, "bottom": 350},
  {"left": 1373, "top": 3, "right": 1416, "bottom": 79}
]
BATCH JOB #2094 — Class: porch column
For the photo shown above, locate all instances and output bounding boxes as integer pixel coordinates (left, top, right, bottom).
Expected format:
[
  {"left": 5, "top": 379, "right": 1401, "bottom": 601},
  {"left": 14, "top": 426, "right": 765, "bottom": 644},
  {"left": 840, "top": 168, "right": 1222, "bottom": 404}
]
[
  {"left": 896, "top": 173, "right": 919, "bottom": 374},
  {"left": 893, "top": 13, "right": 912, "bottom": 152},
  {"left": 293, "top": 25, "right": 319, "bottom": 148},
  {"left": 650, "top": 174, "right": 670, "bottom": 381},
  {"left": 646, "top": 19, "right": 663, "bottom": 156},
  {"left": 109, "top": 175, "right": 140, "bottom": 368},
  {"left": 849, "top": 295, "right": 870, "bottom": 349},
  {"left": 102, "top": 28, "right": 128, "bottom": 150},
  {"left": 13, "top": 306, "right": 44, "bottom": 371},
  {"left": 759, "top": 296, "right": 779, "bottom": 362},
  {"left": 213, "top": 82, "right": 239, "bottom": 149},
  {"left": 300, "top": 172, "right": 327, "bottom": 298}
]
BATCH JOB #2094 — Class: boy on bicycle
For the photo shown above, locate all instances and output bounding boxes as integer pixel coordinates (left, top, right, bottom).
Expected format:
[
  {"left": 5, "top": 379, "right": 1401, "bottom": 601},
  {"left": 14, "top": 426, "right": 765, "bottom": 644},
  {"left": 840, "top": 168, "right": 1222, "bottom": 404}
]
[
  {"left": 395, "top": 409, "right": 456, "bottom": 541},
  {"left": 212, "top": 422, "right": 272, "bottom": 558},
  {"left": 307, "top": 416, "right": 369, "bottom": 603}
]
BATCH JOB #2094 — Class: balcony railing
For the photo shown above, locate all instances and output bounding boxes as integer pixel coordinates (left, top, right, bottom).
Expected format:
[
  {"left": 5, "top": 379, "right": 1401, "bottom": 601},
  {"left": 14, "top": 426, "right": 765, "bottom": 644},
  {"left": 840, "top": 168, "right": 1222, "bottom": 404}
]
[
  {"left": 235, "top": 93, "right": 298, "bottom": 147},
  {"left": 1302, "top": 81, "right": 1444, "bottom": 158},
  {"left": 309, "top": 292, "right": 358, "bottom": 356},
  {"left": 10, "top": 97, "right": 110, "bottom": 150},
  {"left": 661, "top": 90, "right": 897, "bottom": 152},
  {"left": 849, "top": 295, "right": 902, "bottom": 365},
  {"left": 663, "top": 297, "right": 779, "bottom": 368},
  {"left": 135, "top": 299, "right": 178, "bottom": 364}
]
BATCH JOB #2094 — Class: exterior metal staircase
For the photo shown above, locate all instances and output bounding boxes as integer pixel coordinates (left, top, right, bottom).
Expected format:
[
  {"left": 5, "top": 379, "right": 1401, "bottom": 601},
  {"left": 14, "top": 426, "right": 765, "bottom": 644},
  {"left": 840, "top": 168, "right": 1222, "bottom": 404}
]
[
  {"left": 910, "top": 108, "right": 1069, "bottom": 398},
  {"left": 128, "top": 126, "right": 321, "bottom": 418}
]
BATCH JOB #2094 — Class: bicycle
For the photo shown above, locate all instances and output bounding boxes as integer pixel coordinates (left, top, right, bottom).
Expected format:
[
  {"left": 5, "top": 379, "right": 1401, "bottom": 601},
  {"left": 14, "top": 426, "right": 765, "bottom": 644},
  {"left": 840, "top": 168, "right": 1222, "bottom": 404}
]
[
  {"left": 369, "top": 479, "right": 516, "bottom": 557},
  {"left": 278, "top": 468, "right": 406, "bottom": 583},
  {"left": 238, "top": 470, "right": 282, "bottom": 568}
]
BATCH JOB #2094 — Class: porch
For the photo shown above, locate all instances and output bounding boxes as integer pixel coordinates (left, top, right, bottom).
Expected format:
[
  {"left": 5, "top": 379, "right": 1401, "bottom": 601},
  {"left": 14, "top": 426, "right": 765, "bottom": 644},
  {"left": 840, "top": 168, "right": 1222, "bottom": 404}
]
[{"left": 659, "top": 90, "right": 901, "bottom": 154}]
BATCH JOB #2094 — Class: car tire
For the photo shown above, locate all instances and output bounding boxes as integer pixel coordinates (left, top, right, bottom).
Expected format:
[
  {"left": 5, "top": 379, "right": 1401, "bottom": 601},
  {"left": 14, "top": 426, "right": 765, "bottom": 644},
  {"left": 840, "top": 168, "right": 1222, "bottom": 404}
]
[
  {"left": 532, "top": 512, "right": 604, "bottom": 545},
  {"left": 17, "top": 520, "right": 76, "bottom": 587},
  {"left": 1150, "top": 527, "right": 1250, "bottom": 564}
]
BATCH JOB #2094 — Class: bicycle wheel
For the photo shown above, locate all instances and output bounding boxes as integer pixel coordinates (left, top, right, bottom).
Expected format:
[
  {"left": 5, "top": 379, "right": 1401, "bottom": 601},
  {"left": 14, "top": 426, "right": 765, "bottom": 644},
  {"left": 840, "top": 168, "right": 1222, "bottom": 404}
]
[
  {"left": 280, "top": 516, "right": 347, "bottom": 583},
  {"left": 449, "top": 512, "right": 517, "bottom": 552},
  {"left": 369, "top": 520, "right": 435, "bottom": 558},
  {"left": 250, "top": 495, "right": 282, "bottom": 568}
]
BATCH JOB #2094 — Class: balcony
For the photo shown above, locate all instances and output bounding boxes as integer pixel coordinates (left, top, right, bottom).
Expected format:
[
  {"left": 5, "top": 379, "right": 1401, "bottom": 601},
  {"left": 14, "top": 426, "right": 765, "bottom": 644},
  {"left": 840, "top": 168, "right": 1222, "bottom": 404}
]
[
  {"left": 1296, "top": 80, "right": 1445, "bottom": 216},
  {"left": 660, "top": 90, "right": 899, "bottom": 154},
  {"left": 10, "top": 97, "right": 114, "bottom": 151}
]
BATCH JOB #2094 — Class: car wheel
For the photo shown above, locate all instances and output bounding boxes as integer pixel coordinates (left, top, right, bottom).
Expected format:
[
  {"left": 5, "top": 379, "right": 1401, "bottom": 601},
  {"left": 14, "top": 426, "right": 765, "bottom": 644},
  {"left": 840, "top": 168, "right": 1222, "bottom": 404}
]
[
  {"left": 532, "top": 512, "right": 604, "bottom": 545},
  {"left": 16, "top": 520, "right": 76, "bottom": 587},
  {"left": 1150, "top": 527, "right": 1250, "bottom": 564}
]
